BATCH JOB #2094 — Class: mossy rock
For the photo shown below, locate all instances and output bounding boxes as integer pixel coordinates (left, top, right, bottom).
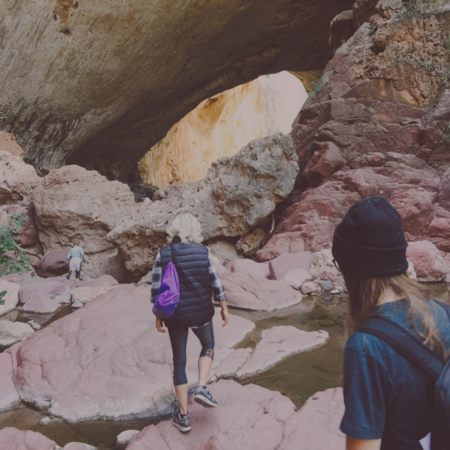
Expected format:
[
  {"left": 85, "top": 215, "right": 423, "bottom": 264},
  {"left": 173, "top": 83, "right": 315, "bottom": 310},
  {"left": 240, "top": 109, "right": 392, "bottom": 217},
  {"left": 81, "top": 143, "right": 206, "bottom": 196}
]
[{"left": 319, "top": 319, "right": 336, "bottom": 327}]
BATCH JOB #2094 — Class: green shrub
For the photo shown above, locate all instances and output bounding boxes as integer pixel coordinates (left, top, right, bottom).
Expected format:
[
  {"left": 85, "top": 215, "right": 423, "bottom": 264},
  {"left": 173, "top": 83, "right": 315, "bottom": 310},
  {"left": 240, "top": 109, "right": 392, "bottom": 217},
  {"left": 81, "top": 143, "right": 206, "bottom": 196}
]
[{"left": 0, "top": 213, "right": 33, "bottom": 276}]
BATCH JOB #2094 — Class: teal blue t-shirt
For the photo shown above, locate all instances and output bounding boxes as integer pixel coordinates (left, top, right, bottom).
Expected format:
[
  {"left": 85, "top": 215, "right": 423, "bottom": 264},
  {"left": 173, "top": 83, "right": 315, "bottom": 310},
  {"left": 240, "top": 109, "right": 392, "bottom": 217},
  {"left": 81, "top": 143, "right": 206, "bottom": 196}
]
[
  {"left": 340, "top": 299, "right": 450, "bottom": 449},
  {"left": 67, "top": 246, "right": 85, "bottom": 260}
]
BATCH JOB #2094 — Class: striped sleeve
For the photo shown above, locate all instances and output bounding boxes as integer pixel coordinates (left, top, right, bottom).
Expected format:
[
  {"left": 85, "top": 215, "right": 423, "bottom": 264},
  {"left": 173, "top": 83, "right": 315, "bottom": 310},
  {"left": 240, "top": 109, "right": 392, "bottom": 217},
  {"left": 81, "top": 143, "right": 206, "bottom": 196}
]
[
  {"left": 150, "top": 252, "right": 162, "bottom": 303},
  {"left": 208, "top": 251, "right": 226, "bottom": 302}
]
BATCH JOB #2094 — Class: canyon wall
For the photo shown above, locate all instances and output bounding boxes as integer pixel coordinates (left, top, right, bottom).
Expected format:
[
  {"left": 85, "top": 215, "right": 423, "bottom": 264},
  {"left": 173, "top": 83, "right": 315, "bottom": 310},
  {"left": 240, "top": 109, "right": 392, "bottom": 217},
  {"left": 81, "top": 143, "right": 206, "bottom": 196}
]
[
  {"left": 138, "top": 72, "right": 306, "bottom": 188},
  {"left": 258, "top": 0, "right": 450, "bottom": 261},
  {"left": 0, "top": 0, "right": 353, "bottom": 182}
]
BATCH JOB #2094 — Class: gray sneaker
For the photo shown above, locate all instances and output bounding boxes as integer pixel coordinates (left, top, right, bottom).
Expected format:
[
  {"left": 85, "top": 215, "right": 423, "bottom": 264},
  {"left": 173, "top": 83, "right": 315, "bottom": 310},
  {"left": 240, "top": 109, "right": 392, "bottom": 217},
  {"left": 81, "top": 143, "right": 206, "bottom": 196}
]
[
  {"left": 194, "top": 385, "right": 218, "bottom": 407},
  {"left": 171, "top": 409, "right": 191, "bottom": 433}
]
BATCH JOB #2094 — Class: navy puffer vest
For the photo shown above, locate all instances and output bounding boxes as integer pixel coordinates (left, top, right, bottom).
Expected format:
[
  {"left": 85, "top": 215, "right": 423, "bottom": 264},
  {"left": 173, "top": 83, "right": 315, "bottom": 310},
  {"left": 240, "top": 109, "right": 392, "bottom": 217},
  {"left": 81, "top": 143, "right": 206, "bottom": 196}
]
[{"left": 160, "top": 242, "right": 215, "bottom": 329}]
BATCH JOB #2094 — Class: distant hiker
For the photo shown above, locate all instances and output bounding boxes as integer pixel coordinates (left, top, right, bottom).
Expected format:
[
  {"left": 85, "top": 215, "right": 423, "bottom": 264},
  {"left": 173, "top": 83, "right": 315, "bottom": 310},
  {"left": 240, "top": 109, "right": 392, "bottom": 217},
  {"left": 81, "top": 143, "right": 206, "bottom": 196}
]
[
  {"left": 151, "top": 213, "right": 229, "bottom": 433},
  {"left": 332, "top": 196, "right": 450, "bottom": 450},
  {"left": 67, "top": 243, "right": 85, "bottom": 287}
]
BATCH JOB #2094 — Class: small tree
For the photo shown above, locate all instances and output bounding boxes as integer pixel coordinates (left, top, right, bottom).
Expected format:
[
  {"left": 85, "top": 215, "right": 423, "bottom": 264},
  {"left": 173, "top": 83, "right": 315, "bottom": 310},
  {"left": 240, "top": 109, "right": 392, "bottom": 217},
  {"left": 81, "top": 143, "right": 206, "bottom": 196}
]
[{"left": 0, "top": 213, "right": 33, "bottom": 276}]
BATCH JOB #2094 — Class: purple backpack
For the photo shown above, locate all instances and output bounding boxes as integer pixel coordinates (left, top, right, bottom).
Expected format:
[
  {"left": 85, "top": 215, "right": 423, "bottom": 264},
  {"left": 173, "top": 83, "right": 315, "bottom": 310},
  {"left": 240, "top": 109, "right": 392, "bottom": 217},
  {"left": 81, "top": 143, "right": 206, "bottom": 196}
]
[{"left": 152, "top": 245, "right": 180, "bottom": 319}]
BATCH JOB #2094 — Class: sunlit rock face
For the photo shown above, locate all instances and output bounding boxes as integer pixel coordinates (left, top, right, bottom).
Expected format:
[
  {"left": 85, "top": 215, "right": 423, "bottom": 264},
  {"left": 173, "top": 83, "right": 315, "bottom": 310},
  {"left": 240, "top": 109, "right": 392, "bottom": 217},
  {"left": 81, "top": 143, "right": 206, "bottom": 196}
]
[{"left": 138, "top": 72, "right": 306, "bottom": 188}]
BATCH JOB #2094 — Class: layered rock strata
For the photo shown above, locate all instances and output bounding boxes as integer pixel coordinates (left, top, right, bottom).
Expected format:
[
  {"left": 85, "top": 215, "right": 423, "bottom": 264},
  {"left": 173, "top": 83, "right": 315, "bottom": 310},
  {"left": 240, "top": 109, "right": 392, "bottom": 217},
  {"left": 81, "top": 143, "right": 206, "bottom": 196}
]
[{"left": 261, "top": 1, "right": 450, "bottom": 258}]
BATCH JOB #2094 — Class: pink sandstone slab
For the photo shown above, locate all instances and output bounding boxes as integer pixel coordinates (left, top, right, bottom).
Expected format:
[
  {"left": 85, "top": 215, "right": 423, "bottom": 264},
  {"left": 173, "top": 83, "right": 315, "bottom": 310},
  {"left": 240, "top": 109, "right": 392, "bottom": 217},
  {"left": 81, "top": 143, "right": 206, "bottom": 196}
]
[
  {"left": 6, "top": 285, "right": 255, "bottom": 422},
  {"left": 221, "top": 273, "right": 303, "bottom": 311},
  {"left": 236, "top": 326, "right": 329, "bottom": 378},
  {"left": 231, "top": 258, "right": 270, "bottom": 279},
  {"left": 0, "top": 353, "right": 20, "bottom": 413},
  {"left": 282, "top": 268, "right": 312, "bottom": 290},
  {"left": 268, "top": 252, "right": 313, "bottom": 280},
  {"left": 0, "top": 427, "right": 59, "bottom": 450},
  {"left": 406, "top": 240, "right": 447, "bottom": 282},
  {"left": 125, "top": 381, "right": 345, "bottom": 450},
  {"left": 19, "top": 280, "right": 70, "bottom": 314}
]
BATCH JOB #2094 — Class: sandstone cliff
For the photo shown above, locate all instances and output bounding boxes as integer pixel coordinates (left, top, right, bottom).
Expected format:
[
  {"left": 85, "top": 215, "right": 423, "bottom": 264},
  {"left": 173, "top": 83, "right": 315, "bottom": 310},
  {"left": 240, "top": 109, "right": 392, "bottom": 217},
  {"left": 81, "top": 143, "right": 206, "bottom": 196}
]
[
  {"left": 138, "top": 72, "right": 306, "bottom": 188},
  {"left": 258, "top": 0, "right": 450, "bottom": 260}
]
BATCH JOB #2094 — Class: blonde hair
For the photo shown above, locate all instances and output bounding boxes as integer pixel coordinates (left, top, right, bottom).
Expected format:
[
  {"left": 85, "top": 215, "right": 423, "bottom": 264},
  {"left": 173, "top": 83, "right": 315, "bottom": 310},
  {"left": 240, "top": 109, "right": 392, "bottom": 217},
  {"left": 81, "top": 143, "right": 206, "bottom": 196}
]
[
  {"left": 167, "top": 213, "right": 203, "bottom": 244},
  {"left": 341, "top": 267, "right": 447, "bottom": 359}
]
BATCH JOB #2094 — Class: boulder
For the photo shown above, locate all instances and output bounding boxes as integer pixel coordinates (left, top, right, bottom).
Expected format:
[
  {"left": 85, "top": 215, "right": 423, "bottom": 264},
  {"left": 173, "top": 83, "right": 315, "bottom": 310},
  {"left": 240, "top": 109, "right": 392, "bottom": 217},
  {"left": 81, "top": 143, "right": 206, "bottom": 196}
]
[
  {"left": 211, "top": 257, "right": 230, "bottom": 275},
  {"left": 71, "top": 286, "right": 118, "bottom": 305},
  {"left": 118, "top": 430, "right": 140, "bottom": 446},
  {"left": 268, "top": 252, "right": 313, "bottom": 280},
  {"left": 236, "top": 227, "right": 267, "bottom": 257},
  {"left": 236, "top": 326, "right": 329, "bottom": 378},
  {"left": 0, "top": 321, "right": 34, "bottom": 348},
  {"left": 319, "top": 267, "right": 338, "bottom": 282},
  {"left": 221, "top": 273, "right": 302, "bottom": 311},
  {"left": 36, "top": 250, "right": 70, "bottom": 278},
  {"left": 137, "top": 271, "right": 153, "bottom": 286},
  {"left": 108, "top": 134, "right": 299, "bottom": 276},
  {"left": 256, "top": 231, "right": 305, "bottom": 262},
  {"left": 6, "top": 285, "right": 256, "bottom": 422},
  {"left": 406, "top": 241, "right": 446, "bottom": 282},
  {"left": 0, "top": 353, "right": 20, "bottom": 413},
  {"left": 301, "top": 282, "right": 320, "bottom": 295},
  {"left": 125, "top": 381, "right": 344, "bottom": 450},
  {"left": 282, "top": 268, "right": 312, "bottom": 290},
  {"left": 0, "top": 428, "right": 59, "bottom": 450},
  {"left": 63, "top": 444, "right": 96, "bottom": 450},
  {"left": 207, "top": 241, "right": 241, "bottom": 265},
  {"left": 19, "top": 280, "right": 71, "bottom": 314},
  {"left": 269, "top": 4, "right": 450, "bottom": 255},
  {"left": 310, "top": 249, "right": 334, "bottom": 272},
  {"left": 230, "top": 259, "right": 270, "bottom": 279},
  {"left": 0, "top": 280, "right": 20, "bottom": 315},
  {"left": 32, "top": 165, "right": 136, "bottom": 280},
  {"left": 0, "top": 151, "right": 41, "bottom": 207},
  {"left": 0, "top": 132, "right": 24, "bottom": 158}
]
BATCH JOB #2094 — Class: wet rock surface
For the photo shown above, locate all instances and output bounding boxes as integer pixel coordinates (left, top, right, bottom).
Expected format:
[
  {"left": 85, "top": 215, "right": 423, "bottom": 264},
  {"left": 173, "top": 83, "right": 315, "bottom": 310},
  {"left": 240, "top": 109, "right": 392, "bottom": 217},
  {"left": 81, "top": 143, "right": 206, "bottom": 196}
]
[
  {"left": 6, "top": 286, "right": 256, "bottom": 422},
  {"left": 125, "top": 380, "right": 344, "bottom": 450}
]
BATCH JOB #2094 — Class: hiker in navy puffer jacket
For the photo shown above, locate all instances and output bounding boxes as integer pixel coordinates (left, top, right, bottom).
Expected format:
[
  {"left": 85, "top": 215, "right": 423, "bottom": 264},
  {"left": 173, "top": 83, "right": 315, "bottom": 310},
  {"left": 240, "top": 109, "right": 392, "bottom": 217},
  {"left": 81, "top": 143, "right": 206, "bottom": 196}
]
[{"left": 150, "top": 213, "right": 229, "bottom": 433}]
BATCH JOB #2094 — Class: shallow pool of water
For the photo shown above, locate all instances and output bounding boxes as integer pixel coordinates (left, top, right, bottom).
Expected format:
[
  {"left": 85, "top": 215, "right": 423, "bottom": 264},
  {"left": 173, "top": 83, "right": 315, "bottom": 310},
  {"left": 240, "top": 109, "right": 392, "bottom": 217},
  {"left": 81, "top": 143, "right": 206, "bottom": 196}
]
[{"left": 1, "top": 284, "right": 449, "bottom": 448}]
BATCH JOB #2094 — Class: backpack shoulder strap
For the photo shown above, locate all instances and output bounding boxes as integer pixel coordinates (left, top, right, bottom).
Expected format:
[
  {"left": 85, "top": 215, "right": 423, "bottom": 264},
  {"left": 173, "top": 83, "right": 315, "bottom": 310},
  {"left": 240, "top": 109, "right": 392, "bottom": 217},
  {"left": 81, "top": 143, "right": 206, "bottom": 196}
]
[
  {"left": 359, "top": 315, "right": 444, "bottom": 380},
  {"left": 169, "top": 244, "right": 176, "bottom": 267}
]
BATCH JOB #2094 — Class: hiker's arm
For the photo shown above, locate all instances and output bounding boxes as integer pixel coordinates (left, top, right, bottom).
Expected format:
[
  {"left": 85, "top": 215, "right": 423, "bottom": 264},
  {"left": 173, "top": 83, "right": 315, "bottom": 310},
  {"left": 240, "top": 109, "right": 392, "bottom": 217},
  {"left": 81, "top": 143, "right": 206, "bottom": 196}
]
[
  {"left": 150, "top": 252, "right": 162, "bottom": 303},
  {"left": 346, "top": 437, "right": 381, "bottom": 450},
  {"left": 208, "top": 252, "right": 226, "bottom": 303}
]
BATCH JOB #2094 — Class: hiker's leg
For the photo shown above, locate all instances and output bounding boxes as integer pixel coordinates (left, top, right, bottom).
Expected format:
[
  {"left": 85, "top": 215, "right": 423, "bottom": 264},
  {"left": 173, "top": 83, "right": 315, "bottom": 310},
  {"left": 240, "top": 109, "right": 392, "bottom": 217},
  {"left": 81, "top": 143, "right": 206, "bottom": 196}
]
[
  {"left": 192, "top": 321, "right": 215, "bottom": 386},
  {"left": 168, "top": 326, "right": 189, "bottom": 414},
  {"left": 75, "top": 269, "right": 81, "bottom": 287}
]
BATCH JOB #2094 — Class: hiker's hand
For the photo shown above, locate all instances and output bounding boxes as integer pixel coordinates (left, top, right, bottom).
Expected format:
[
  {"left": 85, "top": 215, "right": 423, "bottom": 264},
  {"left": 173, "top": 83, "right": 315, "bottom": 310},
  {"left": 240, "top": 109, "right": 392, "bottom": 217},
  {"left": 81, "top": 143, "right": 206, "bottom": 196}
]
[
  {"left": 156, "top": 316, "right": 166, "bottom": 333},
  {"left": 220, "top": 305, "right": 229, "bottom": 327}
]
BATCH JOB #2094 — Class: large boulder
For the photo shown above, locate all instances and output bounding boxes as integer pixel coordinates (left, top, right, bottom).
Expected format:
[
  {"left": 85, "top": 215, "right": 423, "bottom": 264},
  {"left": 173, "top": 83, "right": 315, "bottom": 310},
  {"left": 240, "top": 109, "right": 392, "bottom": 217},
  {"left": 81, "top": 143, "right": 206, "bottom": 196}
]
[
  {"left": 125, "top": 381, "right": 344, "bottom": 450},
  {"left": 36, "top": 250, "right": 70, "bottom": 278},
  {"left": 0, "top": 151, "right": 41, "bottom": 207},
  {"left": 221, "top": 273, "right": 303, "bottom": 311},
  {"left": 231, "top": 259, "right": 270, "bottom": 279},
  {"left": 0, "top": 0, "right": 354, "bottom": 181},
  {"left": 71, "top": 286, "right": 118, "bottom": 305},
  {"left": 108, "top": 134, "right": 299, "bottom": 276},
  {"left": 32, "top": 166, "right": 137, "bottom": 280},
  {"left": 263, "top": 2, "right": 450, "bottom": 256},
  {"left": 406, "top": 241, "right": 446, "bottom": 282},
  {"left": 6, "top": 285, "right": 258, "bottom": 422}
]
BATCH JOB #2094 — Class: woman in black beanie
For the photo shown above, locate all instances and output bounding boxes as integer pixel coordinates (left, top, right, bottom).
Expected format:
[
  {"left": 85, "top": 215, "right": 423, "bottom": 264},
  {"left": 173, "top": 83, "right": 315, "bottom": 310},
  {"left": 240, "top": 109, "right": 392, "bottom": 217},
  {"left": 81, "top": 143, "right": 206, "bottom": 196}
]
[{"left": 332, "top": 196, "right": 450, "bottom": 450}]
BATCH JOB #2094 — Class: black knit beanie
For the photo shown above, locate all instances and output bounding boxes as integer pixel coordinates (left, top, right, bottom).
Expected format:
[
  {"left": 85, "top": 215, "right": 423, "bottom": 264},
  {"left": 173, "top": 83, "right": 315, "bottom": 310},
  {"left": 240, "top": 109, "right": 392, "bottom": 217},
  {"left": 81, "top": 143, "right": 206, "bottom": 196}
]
[{"left": 332, "top": 196, "right": 408, "bottom": 276}]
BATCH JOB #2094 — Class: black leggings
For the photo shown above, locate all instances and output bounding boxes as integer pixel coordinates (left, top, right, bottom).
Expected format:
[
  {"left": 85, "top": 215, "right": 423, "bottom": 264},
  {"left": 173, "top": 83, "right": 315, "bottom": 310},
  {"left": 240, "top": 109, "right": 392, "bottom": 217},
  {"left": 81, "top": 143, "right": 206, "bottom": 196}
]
[{"left": 168, "top": 321, "right": 215, "bottom": 386}]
